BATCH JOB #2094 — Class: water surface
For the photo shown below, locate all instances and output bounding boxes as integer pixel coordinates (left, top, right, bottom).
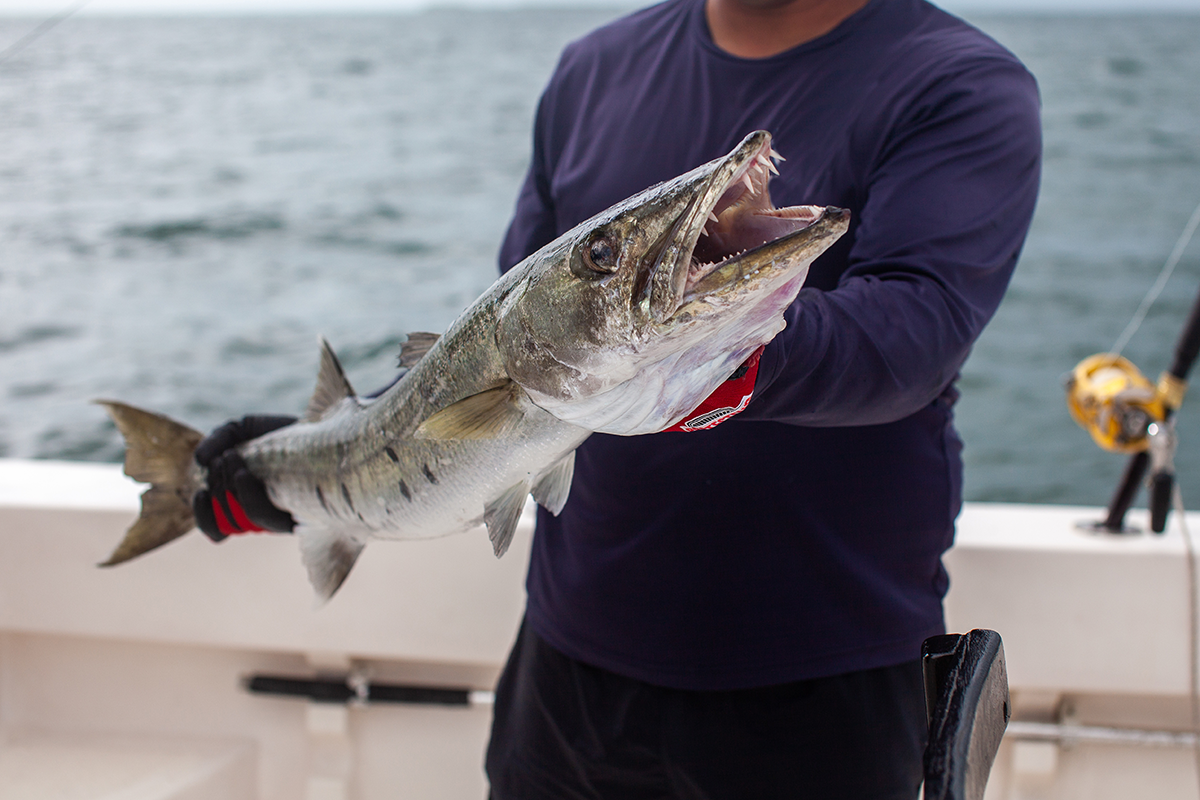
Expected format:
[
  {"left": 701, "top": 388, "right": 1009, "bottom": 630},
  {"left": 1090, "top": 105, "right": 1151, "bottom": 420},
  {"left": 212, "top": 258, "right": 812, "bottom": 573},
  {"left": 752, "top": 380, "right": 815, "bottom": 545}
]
[{"left": 2, "top": 9, "right": 1199, "bottom": 514}]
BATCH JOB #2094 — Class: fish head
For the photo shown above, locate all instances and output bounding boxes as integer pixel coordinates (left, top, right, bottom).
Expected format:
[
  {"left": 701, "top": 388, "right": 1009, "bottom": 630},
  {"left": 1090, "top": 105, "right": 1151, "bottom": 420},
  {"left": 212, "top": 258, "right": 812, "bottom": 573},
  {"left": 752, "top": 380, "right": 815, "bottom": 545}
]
[{"left": 497, "top": 130, "right": 849, "bottom": 435}]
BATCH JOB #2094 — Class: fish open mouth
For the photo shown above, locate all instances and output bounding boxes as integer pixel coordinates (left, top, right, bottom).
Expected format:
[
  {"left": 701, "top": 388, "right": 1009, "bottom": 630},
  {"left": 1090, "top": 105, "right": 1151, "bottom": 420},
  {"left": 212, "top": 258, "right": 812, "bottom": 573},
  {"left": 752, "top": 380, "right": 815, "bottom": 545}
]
[
  {"left": 686, "top": 144, "right": 825, "bottom": 292},
  {"left": 646, "top": 131, "right": 835, "bottom": 321}
]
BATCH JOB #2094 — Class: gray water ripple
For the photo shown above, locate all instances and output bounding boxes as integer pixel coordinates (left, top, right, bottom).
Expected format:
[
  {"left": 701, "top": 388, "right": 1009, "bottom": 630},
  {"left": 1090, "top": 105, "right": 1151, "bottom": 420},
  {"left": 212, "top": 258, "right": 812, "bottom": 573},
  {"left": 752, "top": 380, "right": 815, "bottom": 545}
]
[
  {"left": 0, "top": 324, "right": 81, "bottom": 353},
  {"left": 115, "top": 212, "right": 286, "bottom": 242}
]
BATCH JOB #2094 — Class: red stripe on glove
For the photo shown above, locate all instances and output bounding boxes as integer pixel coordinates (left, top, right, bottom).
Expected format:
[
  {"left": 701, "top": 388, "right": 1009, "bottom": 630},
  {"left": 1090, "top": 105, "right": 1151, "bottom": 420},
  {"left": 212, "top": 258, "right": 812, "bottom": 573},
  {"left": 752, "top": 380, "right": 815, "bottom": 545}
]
[
  {"left": 666, "top": 346, "right": 763, "bottom": 433},
  {"left": 213, "top": 491, "right": 267, "bottom": 535}
]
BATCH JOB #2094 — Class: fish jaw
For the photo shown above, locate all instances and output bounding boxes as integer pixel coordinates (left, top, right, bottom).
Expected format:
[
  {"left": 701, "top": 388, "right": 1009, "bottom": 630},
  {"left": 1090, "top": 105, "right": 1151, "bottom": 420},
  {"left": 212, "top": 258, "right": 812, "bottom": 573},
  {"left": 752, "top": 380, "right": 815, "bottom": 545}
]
[
  {"left": 643, "top": 130, "right": 796, "bottom": 324},
  {"left": 496, "top": 131, "right": 850, "bottom": 435},
  {"left": 635, "top": 205, "right": 850, "bottom": 432}
]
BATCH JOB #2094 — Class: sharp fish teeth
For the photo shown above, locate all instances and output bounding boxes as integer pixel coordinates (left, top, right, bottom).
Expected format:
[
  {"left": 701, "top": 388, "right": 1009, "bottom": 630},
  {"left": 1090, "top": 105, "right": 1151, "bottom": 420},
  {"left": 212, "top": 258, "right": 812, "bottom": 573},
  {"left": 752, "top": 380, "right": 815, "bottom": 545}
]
[
  {"left": 757, "top": 154, "right": 780, "bottom": 176},
  {"left": 769, "top": 148, "right": 785, "bottom": 163},
  {"left": 708, "top": 211, "right": 719, "bottom": 223},
  {"left": 742, "top": 173, "right": 755, "bottom": 194}
]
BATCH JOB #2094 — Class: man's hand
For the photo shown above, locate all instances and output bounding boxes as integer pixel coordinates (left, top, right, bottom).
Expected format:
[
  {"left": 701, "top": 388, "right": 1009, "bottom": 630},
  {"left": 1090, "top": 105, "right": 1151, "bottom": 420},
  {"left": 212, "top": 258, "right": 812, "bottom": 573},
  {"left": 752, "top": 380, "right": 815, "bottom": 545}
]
[
  {"left": 192, "top": 415, "right": 298, "bottom": 541},
  {"left": 665, "top": 346, "right": 763, "bottom": 432}
]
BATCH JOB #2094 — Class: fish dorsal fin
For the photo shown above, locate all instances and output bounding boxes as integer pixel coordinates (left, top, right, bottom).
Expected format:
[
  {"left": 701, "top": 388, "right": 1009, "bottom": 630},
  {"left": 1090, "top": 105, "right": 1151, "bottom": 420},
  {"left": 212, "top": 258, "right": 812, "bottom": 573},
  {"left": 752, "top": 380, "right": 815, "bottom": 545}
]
[
  {"left": 305, "top": 338, "right": 356, "bottom": 422},
  {"left": 296, "top": 524, "right": 365, "bottom": 603},
  {"left": 531, "top": 451, "right": 575, "bottom": 516},
  {"left": 484, "top": 483, "right": 527, "bottom": 558},
  {"left": 398, "top": 332, "right": 440, "bottom": 369},
  {"left": 415, "top": 383, "right": 525, "bottom": 440}
]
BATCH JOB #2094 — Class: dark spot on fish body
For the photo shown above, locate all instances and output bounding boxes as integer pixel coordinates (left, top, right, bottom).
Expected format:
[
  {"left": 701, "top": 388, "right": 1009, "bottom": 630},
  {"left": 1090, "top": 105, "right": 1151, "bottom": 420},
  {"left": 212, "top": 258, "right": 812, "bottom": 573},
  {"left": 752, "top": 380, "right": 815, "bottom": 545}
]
[
  {"left": 316, "top": 485, "right": 329, "bottom": 512},
  {"left": 385, "top": 446, "right": 399, "bottom": 463},
  {"left": 341, "top": 483, "right": 356, "bottom": 512},
  {"left": 422, "top": 464, "right": 438, "bottom": 485},
  {"left": 399, "top": 480, "right": 412, "bottom": 501}
]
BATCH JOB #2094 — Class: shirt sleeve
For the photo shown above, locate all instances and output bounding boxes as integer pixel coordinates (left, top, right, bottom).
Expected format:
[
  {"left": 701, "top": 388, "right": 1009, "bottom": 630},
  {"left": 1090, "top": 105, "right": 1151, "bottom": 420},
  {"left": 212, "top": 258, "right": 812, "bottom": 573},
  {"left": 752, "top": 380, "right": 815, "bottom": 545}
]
[{"left": 741, "top": 56, "right": 1043, "bottom": 427}]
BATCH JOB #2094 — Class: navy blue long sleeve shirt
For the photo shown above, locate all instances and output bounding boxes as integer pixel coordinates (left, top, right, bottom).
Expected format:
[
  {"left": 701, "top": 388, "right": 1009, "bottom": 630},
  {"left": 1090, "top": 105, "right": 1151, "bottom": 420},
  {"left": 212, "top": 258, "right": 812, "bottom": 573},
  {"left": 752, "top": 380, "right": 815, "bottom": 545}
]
[{"left": 499, "top": 0, "right": 1041, "bottom": 690}]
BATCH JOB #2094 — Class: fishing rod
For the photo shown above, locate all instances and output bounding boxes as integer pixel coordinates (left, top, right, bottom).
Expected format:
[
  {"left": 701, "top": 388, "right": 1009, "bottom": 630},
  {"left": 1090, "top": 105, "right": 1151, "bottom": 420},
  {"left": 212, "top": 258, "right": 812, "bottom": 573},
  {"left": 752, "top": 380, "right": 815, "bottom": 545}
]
[{"left": 1068, "top": 267, "right": 1200, "bottom": 534}]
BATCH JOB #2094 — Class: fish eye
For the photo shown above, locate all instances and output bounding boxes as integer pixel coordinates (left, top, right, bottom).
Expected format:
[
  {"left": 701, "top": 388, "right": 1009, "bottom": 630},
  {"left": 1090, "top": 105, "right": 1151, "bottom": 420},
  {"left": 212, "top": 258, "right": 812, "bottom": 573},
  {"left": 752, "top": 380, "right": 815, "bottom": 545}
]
[{"left": 583, "top": 234, "right": 619, "bottom": 274}]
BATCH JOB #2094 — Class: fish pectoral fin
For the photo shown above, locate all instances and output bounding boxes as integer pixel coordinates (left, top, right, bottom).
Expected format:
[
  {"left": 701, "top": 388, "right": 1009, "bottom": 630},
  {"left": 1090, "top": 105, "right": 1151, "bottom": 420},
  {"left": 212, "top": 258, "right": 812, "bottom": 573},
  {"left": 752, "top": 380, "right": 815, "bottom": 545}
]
[
  {"left": 304, "top": 338, "right": 357, "bottom": 422},
  {"left": 531, "top": 451, "right": 575, "bottom": 516},
  {"left": 484, "top": 483, "right": 528, "bottom": 558},
  {"left": 398, "top": 332, "right": 440, "bottom": 369},
  {"left": 296, "top": 524, "right": 365, "bottom": 602},
  {"left": 415, "top": 383, "right": 525, "bottom": 440}
]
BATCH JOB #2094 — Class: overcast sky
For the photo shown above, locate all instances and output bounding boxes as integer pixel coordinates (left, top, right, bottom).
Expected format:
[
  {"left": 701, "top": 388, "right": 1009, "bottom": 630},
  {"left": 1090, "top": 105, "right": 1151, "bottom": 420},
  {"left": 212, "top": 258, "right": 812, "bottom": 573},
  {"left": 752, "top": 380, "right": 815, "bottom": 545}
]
[{"left": 0, "top": 0, "right": 1197, "bottom": 14}]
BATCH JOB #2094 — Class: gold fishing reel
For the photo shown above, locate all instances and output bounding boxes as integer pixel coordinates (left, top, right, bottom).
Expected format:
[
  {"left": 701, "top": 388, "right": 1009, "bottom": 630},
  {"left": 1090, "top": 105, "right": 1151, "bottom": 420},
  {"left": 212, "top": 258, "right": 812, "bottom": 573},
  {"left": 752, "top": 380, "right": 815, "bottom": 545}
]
[{"left": 1066, "top": 353, "right": 1186, "bottom": 454}]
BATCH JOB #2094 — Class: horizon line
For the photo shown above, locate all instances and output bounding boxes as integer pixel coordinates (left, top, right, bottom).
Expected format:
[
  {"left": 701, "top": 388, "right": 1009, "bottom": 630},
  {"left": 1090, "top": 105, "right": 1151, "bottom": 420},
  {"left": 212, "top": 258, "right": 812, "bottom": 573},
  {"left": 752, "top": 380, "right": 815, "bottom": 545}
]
[{"left": 1, "top": 0, "right": 1200, "bottom": 16}]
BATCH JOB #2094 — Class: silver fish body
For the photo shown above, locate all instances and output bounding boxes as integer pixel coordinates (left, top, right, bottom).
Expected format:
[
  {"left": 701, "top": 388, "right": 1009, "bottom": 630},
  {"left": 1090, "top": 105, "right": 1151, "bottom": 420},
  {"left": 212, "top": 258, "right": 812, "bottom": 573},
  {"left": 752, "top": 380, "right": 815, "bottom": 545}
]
[
  {"left": 99, "top": 131, "right": 849, "bottom": 600},
  {"left": 237, "top": 286, "right": 590, "bottom": 596}
]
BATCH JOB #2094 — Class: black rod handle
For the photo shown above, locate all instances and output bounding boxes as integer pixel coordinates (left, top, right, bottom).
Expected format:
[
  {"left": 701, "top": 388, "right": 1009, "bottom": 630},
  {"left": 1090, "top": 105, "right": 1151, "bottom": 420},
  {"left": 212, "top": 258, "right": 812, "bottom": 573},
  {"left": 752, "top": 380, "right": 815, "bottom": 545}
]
[
  {"left": 1150, "top": 471, "right": 1174, "bottom": 533},
  {"left": 1102, "top": 450, "right": 1150, "bottom": 532},
  {"left": 1146, "top": 281, "right": 1200, "bottom": 532}
]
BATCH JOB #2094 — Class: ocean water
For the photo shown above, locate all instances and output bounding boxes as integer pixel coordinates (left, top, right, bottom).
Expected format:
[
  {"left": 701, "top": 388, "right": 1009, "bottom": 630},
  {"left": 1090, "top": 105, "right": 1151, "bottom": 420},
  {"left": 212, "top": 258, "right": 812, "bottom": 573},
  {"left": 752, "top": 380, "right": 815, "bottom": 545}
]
[{"left": 2, "top": 8, "right": 1199, "bottom": 514}]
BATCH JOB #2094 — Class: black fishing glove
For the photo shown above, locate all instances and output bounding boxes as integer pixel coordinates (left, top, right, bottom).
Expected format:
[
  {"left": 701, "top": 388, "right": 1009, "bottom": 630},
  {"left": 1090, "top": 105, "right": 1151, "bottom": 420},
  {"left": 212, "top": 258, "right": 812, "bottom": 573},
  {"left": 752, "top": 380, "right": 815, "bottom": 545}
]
[{"left": 193, "top": 415, "right": 298, "bottom": 541}]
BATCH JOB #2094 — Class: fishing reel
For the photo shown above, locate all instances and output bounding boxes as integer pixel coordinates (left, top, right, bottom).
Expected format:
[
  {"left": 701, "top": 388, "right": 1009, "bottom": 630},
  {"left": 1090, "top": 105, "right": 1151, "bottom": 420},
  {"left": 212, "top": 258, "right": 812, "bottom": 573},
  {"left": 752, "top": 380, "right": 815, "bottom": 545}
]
[
  {"left": 1065, "top": 353, "right": 1179, "bottom": 454},
  {"left": 1067, "top": 351, "right": 1191, "bottom": 533}
]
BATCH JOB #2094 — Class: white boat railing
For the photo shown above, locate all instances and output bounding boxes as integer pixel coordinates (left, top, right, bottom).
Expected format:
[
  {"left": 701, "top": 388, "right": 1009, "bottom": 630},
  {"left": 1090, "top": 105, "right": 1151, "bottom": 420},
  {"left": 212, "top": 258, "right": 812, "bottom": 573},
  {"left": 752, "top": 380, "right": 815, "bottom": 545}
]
[{"left": 3, "top": 458, "right": 1200, "bottom": 799}]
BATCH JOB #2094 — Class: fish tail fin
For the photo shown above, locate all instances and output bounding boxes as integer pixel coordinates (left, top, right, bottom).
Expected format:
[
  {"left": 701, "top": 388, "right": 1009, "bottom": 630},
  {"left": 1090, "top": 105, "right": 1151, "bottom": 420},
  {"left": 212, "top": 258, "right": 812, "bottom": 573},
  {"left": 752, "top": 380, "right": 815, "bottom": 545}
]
[{"left": 94, "top": 400, "right": 205, "bottom": 566}]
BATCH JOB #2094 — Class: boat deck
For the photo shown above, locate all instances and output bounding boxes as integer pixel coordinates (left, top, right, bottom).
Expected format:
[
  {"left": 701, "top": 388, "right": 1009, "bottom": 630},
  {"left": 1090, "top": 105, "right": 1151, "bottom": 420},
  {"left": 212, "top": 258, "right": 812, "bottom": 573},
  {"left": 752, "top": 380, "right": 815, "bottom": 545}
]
[{"left": 2, "top": 459, "right": 1198, "bottom": 799}]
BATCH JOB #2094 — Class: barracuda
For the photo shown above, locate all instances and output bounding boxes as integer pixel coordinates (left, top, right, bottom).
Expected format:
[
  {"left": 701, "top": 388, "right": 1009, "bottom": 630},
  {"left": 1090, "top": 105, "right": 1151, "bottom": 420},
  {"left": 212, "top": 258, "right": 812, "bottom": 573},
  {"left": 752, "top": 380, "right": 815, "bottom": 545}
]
[{"left": 99, "top": 130, "right": 849, "bottom": 600}]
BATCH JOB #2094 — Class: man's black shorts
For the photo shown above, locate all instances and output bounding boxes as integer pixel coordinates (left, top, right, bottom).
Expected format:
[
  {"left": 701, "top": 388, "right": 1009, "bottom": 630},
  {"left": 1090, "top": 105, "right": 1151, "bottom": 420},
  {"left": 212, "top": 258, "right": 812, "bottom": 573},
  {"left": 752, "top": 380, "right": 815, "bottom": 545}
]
[{"left": 486, "top": 621, "right": 926, "bottom": 800}]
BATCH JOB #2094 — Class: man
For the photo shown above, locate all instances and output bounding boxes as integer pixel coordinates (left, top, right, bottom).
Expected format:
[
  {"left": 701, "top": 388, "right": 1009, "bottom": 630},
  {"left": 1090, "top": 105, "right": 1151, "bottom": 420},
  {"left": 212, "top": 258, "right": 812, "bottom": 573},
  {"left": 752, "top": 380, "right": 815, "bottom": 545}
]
[
  {"left": 482, "top": 0, "right": 1040, "bottom": 796},
  {"left": 195, "top": 0, "right": 1039, "bottom": 795}
]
